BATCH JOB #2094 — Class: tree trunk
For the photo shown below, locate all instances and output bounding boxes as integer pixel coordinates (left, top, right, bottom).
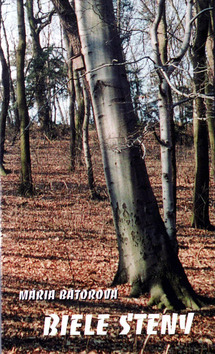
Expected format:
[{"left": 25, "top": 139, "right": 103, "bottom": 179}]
[
  {"left": 51, "top": 0, "right": 80, "bottom": 56},
  {"left": 206, "top": 79, "right": 215, "bottom": 182},
  {"left": 0, "top": 1, "right": 10, "bottom": 176},
  {"left": 1, "top": 16, "right": 20, "bottom": 130},
  {"left": 158, "top": 80, "right": 176, "bottom": 246},
  {"left": 26, "top": 1, "right": 51, "bottom": 134},
  {"left": 206, "top": 4, "right": 215, "bottom": 180},
  {"left": 74, "top": 69, "right": 84, "bottom": 163},
  {"left": 0, "top": 45, "right": 10, "bottom": 176},
  {"left": 52, "top": 0, "right": 83, "bottom": 170},
  {"left": 75, "top": 0, "right": 201, "bottom": 310},
  {"left": 63, "top": 31, "right": 76, "bottom": 171},
  {"left": 207, "top": 98, "right": 215, "bottom": 180},
  {"left": 82, "top": 79, "right": 98, "bottom": 199},
  {"left": 17, "top": 0, "right": 33, "bottom": 196},
  {"left": 150, "top": 0, "right": 194, "bottom": 236},
  {"left": 191, "top": 0, "right": 211, "bottom": 229},
  {"left": 191, "top": 101, "right": 210, "bottom": 229},
  {"left": 156, "top": 5, "right": 177, "bottom": 246}
]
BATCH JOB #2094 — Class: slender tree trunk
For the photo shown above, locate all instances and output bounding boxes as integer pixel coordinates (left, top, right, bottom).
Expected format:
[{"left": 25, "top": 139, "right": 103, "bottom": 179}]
[
  {"left": 0, "top": 1, "right": 10, "bottom": 176},
  {"left": 26, "top": 1, "right": 51, "bottom": 134},
  {"left": 56, "top": 96, "right": 65, "bottom": 124},
  {"left": 207, "top": 100, "right": 215, "bottom": 180},
  {"left": 51, "top": 0, "right": 81, "bottom": 56},
  {"left": 52, "top": 0, "right": 83, "bottom": 170},
  {"left": 206, "top": 79, "right": 215, "bottom": 181},
  {"left": 191, "top": 0, "right": 211, "bottom": 229},
  {"left": 0, "top": 46, "right": 10, "bottom": 176},
  {"left": 158, "top": 80, "right": 176, "bottom": 245},
  {"left": 17, "top": 0, "right": 33, "bottom": 196},
  {"left": 82, "top": 79, "right": 98, "bottom": 199},
  {"left": 75, "top": 0, "right": 202, "bottom": 310},
  {"left": 63, "top": 30, "right": 76, "bottom": 170},
  {"left": 157, "top": 7, "right": 176, "bottom": 245},
  {"left": 116, "top": 0, "right": 121, "bottom": 33},
  {"left": 206, "top": 5, "right": 215, "bottom": 180},
  {"left": 1, "top": 17, "right": 20, "bottom": 130},
  {"left": 150, "top": 1, "right": 179, "bottom": 247},
  {"left": 191, "top": 100, "right": 210, "bottom": 229},
  {"left": 74, "top": 70, "right": 84, "bottom": 163}
]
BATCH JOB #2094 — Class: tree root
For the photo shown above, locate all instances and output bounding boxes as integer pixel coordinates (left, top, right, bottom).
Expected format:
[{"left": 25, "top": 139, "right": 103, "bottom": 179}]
[
  {"left": 147, "top": 281, "right": 202, "bottom": 311},
  {"left": 0, "top": 165, "right": 11, "bottom": 176},
  {"left": 129, "top": 261, "right": 205, "bottom": 311},
  {"left": 18, "top": 182, "right": 34, "bottom": 197}
]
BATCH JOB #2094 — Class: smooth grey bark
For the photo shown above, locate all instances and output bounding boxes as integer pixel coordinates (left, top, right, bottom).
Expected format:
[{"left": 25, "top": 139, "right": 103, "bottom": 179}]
[
  {"left": 158, "top": 80, "right": 176, "bottom": 243},
  {"left": 75, "top": 0, "right": 201, "bottom": 310},
  {"left": 155, "top": 2, "right": 176, "bottom": 245},
  {"left": 150, "top": 0, "right": 193, "bottom": 245}
]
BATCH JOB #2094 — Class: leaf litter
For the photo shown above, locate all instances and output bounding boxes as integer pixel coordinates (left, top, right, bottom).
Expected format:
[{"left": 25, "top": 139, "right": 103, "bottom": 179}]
[{"left": 1, "top": 126, "right": 215, "bottom": 353}]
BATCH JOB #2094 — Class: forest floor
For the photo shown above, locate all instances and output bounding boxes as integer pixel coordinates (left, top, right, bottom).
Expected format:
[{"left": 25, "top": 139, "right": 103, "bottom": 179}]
[{"left": 1, "top": 125, "right": 215, "bottom": 353}]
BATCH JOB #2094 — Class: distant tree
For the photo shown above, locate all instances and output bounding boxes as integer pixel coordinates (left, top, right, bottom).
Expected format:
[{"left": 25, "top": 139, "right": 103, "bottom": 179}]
[
  {"left": 16, "top": 0, "right": 33, "bottom": 195},
  {"left": 74, "top": 0, "right": 204, "bottom": 309},
  {"left": 1, "top": 16, "right": 20, "bottom": 129},
  {"left": 73, "top": 70, "right": 84, "bottom": 163},
  {"left": 191, "top": 0, "right": 212, "bottom": 229},
  {"left": 51, "top": 0, "right": 85, "bottom": 168},
  {"left": 82, "top": 79, "right": 98, "bottom": 199},
  {"left": 26, "top": 1, "right": 54, "bottom": 134},
  {"left": 63, "top": 30, "right": 76, "bottom": 170},
  {"left": 0, "top": 0, "right": 10, "bottom": 176},
  {"left": 206, "top": 0, "right": 215, "bottom": 180},
  {"left": 51, "top": 0, "right": 98, "bottom": 197}
]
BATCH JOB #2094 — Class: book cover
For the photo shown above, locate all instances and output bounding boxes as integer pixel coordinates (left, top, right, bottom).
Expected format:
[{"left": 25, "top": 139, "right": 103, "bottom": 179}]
[{"left": 1, "top": 0, "right": 215, "bottom": 353}]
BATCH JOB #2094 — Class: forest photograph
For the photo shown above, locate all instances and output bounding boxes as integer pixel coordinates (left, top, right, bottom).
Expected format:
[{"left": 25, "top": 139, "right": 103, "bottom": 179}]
[{"left": 0, "top": 0, "right": 215, "bottom": 352}]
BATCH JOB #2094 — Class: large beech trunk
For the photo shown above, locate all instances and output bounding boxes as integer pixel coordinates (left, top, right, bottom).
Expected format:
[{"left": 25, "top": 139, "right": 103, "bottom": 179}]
[{"left": 74, "top": 0, "right": 201, "bottom": 309}]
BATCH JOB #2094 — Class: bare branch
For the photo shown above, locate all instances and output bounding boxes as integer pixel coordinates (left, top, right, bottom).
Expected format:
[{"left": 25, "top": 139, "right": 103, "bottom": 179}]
[
  {"left": 172, "top": 97, "right": 194, "bottom": 108},
  {"left": 167, "top": 5, "right": 213, "bottom": 75},
  {"left": 160, "top": 66, "right": 215, "bottom": 101},
  {"left": 190, "top": 7, "right": 213, "bottom": 25},
  {"left": 150, "top": 0, "right": 165, "bottom": 67},
  {"left": 167, "top": 0, "right": 193, "bottom": 75},
  {"left": 79, "top": 56, "right": 155, "bottom": 78},
  {"left": 38, "top": 8, "right": 55, "bottom": 33}
]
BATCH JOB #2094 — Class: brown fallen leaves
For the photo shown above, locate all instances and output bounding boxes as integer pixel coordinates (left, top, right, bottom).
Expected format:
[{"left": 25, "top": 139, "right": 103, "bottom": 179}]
[{"left": 1, "top": 126, "right": 215, "bottom": 353}]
